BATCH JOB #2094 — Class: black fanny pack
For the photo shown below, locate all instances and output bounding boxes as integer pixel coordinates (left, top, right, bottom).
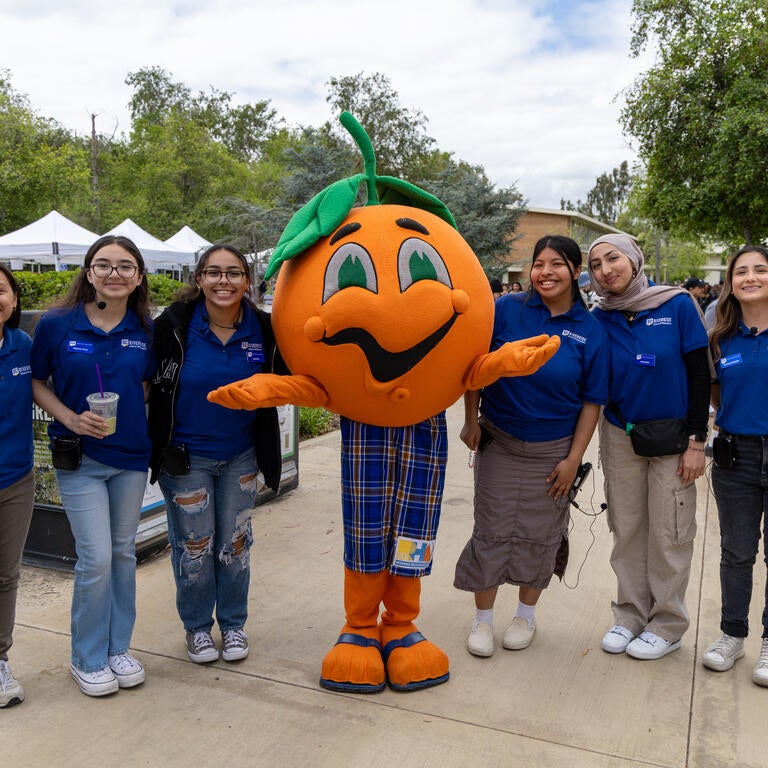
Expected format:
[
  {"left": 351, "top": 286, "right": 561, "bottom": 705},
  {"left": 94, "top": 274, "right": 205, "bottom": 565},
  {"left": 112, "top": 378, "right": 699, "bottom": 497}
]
[
  {"left": 609, "top": 403, "right": 688, "bottom": 458},
  {"left": 50, "top": 436, "right": 82, "bottom": 471},
  {"left": 162, "top": 444, "right": 190, "bottom": 476},
  {"left": 626, "top": 418, "right": 688, "bottom": 457}
]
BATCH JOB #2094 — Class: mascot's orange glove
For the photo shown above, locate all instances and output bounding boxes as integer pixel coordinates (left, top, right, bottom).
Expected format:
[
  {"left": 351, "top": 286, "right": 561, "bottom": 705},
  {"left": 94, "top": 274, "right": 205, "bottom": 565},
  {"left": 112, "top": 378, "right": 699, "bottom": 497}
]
[
  {"left": 208, "top": 373, "right": 328, "bottom": 410},
  {"left": 462, "top": 334, "right": 560, "bottom": 391}
]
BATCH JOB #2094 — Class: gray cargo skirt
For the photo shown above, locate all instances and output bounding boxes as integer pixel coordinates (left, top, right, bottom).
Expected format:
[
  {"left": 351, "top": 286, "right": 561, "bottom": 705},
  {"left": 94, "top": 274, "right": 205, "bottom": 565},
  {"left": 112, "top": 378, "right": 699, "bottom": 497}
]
[{"left": 454, "top": 420, "right": 572, "bottom": 592}]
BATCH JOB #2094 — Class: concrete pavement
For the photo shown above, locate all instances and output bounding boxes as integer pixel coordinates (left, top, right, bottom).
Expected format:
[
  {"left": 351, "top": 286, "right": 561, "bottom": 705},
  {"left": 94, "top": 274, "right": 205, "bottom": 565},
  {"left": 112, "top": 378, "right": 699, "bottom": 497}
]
[{"left": 6, "top": 403, "right": 766, "bottom": 767}]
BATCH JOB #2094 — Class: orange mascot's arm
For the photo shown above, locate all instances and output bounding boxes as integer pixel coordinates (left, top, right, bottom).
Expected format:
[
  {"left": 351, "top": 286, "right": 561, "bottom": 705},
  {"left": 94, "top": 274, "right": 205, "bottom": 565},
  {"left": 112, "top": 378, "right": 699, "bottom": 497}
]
[
  {"left": 462, "top": 334, "right": 561, "bottom": 391},
  {"left": 207, "top": 374, "right": 329, "bottom": 410}
]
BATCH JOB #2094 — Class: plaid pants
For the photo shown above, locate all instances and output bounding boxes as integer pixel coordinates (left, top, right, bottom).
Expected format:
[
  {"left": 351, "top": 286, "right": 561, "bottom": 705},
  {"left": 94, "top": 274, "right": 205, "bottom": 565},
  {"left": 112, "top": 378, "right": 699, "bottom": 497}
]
[{"left": 340, "top": 414, "right": 447, "bottom": 576}]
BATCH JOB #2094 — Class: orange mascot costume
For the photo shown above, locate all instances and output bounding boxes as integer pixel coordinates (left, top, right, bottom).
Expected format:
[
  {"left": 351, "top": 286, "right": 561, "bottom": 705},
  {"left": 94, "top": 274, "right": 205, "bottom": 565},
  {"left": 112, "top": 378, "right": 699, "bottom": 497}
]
[{"left": 209, "top": 113, "right": 560, "bottom": 692}]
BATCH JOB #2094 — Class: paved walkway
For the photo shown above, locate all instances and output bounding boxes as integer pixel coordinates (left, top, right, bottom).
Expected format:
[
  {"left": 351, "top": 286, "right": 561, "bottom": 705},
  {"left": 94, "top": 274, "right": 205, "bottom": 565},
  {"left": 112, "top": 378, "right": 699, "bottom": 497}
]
[{"left": 6, "top": 403, "right": 765, "bottom": 767}]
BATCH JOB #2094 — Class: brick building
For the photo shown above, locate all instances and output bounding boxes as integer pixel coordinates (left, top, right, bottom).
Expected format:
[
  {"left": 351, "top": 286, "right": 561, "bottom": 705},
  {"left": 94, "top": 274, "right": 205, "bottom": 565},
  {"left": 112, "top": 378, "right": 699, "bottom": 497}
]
[{"left": 502, "top": 207, "right": 633, "bottom": 287}]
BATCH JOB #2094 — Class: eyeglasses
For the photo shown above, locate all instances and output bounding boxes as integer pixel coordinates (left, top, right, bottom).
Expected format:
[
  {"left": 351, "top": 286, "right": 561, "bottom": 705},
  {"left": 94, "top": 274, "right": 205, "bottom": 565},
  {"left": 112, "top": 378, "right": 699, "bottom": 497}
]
[
  {"left": 90, "top": 262, "right": 138, "bottom": 278},
  {"left": 201, "top": 269, "right": 247, "bottom": 284}
]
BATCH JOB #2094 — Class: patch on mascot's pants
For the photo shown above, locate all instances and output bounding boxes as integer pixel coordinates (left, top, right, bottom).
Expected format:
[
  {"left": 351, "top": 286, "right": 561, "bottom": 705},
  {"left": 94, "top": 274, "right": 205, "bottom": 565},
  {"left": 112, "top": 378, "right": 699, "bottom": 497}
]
[{"left": 393, "top": 537, "right": 435, "bottom": 570}]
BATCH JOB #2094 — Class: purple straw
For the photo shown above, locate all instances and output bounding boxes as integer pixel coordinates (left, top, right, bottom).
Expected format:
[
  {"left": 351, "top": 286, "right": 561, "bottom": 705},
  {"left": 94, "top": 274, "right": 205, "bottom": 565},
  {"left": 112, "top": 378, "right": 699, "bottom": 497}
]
[{"left": 95, "top": 364, "right": 104, "bottom": 397}]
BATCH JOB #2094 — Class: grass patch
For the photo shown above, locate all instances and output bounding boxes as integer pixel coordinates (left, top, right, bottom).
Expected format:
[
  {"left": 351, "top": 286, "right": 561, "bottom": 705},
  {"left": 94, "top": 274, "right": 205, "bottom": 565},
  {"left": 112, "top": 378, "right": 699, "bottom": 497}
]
[{"left": 299, "top": 407, "right": 338, "bottom": 440}]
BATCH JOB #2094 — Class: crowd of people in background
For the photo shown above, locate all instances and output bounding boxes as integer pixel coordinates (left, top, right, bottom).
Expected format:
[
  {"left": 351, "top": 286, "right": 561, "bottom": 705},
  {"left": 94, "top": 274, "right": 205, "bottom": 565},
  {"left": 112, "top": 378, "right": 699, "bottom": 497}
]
[{"left": 2, "top": 231, "right": 767, "bottom": 709}]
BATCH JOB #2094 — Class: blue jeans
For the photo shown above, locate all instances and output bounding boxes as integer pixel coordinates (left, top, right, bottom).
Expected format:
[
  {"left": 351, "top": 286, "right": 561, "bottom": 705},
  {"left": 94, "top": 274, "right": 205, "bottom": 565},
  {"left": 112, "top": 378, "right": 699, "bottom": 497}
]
[
  {"left": 712, "top": 434, "right": 768, "bottom": 639},
  {"left": 158, "top": 448, "right": 257, "bottom": 634},
  {"left": 56, "top": 457, "right": 147, "bottom": 671}
]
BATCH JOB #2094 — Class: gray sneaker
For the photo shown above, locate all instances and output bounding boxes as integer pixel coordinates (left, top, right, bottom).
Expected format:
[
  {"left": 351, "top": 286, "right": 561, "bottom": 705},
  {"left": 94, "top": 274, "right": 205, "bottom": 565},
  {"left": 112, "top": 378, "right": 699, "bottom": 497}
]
[
  {"left": 186, "top": 630, "right": 219, "bottom": 663},
  {"left": 0, "top": 660, "right": 24, "bottom": 708},
  {"left": 221, "top": 629, "right": 249, "bottom": 662},
  {"left": 753, "top": 638, "right": 768, "bottom": 687}
]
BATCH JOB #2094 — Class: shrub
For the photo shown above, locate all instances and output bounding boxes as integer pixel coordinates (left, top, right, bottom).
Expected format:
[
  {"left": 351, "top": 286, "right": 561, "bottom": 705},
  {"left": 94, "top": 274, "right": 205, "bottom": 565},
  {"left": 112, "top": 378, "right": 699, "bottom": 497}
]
[
  {"left": 13, "top": 270, "right": 184, "bottom": 310},
  {"left": 147, "top": 274, "right": 185, "bottom": 306},
  {"left": 299, "top": 407, "right": 337, "bottom": 439},
  {"left": 14, "top": 270, "right": 76, "bottom": 309}
]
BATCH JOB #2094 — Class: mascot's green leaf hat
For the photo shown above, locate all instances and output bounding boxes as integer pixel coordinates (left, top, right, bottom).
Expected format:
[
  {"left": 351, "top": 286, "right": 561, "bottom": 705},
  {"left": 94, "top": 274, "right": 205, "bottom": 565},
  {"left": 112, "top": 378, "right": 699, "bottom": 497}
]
[{"left": 264, "top": 111, "right": 457, "bottom": 280}]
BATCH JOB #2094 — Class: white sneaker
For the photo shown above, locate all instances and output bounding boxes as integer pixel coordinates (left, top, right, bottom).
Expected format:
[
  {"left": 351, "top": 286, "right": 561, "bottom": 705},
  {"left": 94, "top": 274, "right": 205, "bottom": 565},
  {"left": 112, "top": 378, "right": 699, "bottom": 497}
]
[
  {"left": 108, "top": 652, "right": 146, "bottom": 687},
  {"left": 753, "top": 638, "right": 768, "bottom": 687},
  {"left": 625, "top": 630, "right": 681, "bottom": 660},
  {"left": 702, "top": 634, "right": 744, "bottom": 672},
  {"left": 70, "top": 664, "right": 119, "bottom": 697},
  {"left": 601, "top": 625, "right": 635, "bottom": 654},
  {"left": 467, "top": 621, "right": 494, "bottom": 657},
  {"left": 502, "top": 616, "right": 535, "bottom": 650},
  {"left": 0, "top": 660, "right": 24, "bottom": 708}
]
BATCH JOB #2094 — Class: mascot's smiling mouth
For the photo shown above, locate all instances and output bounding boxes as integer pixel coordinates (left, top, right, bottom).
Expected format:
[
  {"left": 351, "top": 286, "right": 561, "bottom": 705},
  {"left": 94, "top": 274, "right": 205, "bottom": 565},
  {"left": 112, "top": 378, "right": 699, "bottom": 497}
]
[{"left": 320, "top": 312, "right": 459, "bottom": 383}]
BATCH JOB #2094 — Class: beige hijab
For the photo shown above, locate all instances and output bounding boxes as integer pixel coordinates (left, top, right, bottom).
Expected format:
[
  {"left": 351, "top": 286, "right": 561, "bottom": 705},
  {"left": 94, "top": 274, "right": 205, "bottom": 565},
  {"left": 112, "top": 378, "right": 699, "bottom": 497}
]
[{"left": 587, "top": 234, "right": 687, "bottom": 312}]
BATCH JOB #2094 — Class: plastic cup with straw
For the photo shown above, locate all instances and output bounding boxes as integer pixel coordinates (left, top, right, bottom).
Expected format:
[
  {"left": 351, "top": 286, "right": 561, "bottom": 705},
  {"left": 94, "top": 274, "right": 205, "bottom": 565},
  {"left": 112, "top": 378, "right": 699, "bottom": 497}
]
[{"left": 86, "top": 364, "right": 119, "bottom": 436}]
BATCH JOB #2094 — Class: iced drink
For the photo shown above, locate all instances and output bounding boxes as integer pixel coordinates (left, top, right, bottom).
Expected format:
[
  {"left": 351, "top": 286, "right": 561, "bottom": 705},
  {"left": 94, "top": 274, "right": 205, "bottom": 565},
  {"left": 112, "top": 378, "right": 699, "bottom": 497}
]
[{"left": 86, "top": 392, "right": 119, "bottom": 435}]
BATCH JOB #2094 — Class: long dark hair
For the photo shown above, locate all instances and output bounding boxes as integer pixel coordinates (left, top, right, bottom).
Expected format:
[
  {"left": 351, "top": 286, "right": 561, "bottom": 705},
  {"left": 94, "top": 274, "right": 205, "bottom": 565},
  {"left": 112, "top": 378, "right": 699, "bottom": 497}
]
[
  {"left": 177, "top": 243, "right": 256, "bottom": 310},
  {"left": 0, "top": 264, "right": 22, "bottom": 329},
  {"left": 711, "top": 245, "right": 768, "bottom": 359},
  {"left": 51, "top": 235, "right": 152, "bottom": 330},
  {"left": 529, "top": 235, "right": 585, "bottom": 308}
]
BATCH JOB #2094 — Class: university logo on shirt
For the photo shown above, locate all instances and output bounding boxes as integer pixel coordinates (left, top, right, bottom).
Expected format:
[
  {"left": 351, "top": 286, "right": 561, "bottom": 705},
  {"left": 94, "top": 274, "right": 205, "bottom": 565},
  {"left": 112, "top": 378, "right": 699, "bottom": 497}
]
[
  {"left": 646, "top": 317, "right": 672, "bottom": 326},
  {"left": 11, "top": 365, "right": 32, "bottom": 376},
  {"left": 121, "top": 339, "right": 148, "bottom": 350},
  {"left": 561, "top": 329, "right": 587, "bottom": 344}
]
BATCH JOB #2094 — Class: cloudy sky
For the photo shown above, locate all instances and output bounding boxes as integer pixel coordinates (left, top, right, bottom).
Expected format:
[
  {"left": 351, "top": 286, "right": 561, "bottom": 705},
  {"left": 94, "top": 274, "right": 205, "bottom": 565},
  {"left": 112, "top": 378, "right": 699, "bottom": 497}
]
[{"left": 1, "top": 0, "right": 654, "bottom": 208}]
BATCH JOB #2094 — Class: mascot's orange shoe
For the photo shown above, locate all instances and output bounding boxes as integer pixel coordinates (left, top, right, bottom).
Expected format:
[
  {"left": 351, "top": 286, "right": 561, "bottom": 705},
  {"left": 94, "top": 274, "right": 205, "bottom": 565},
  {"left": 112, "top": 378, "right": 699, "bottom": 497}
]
[
  {"left": 320, "top": 569, "right": 387, "bottom": 693},
  {"left": 380, "top": 574, "right": 449, "bottom": 691}
]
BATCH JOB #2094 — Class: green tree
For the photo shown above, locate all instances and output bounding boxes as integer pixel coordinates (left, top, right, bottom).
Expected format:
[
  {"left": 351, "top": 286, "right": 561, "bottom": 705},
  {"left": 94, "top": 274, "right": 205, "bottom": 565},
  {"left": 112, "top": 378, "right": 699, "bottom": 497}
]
[
  {"left": 561, "top": 161, "right": 633, "bottom": 225},
  {"left": 99, "top": 111, "right": 255, "bottom": 239},
  {"left": 616, "top": 181, "right": 707, "bottom": 283},
  {"left": 126, "top": 66, "right": 279, "bottom": 162},
  {"left": 417, "top": 158, "right": 526, "bottom": 277},
  {"left": 211, "top": 197, "right": 289, "bottom": 259},
  {"left": 276, "top": 125, "right": 357, "bottom": 209},
  {"left": 326, "top": 72, "right": 435, "bottom": 178},
  {"left": 0, "top": 71, "right": 90, "bottom": 233},
  {"left": 622, "top": 0, "right": 768, "bottom": 245}
]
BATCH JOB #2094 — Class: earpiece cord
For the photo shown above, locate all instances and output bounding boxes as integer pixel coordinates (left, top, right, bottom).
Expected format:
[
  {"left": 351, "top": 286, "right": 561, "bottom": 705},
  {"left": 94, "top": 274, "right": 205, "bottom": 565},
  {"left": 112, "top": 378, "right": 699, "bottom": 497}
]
[{"left": 562, "top": 472, "right": 607, "bottom": 590}]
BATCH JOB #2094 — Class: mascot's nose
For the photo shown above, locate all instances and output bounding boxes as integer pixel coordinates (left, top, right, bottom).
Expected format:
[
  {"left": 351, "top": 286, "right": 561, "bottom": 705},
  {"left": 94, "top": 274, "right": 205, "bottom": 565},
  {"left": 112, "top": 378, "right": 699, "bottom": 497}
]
[
  {"left": 451, "top": 289, "right": 470, "bottom": 314},
  {"left": 304, "top": 315, "right": 325, "bottom": 342}
]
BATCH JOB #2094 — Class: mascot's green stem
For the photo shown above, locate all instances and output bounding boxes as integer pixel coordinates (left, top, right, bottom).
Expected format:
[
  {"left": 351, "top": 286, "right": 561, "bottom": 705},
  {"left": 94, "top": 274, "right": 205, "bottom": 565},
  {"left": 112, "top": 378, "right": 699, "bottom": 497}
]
[{"left": 340, "top": 111, "right": 379, "bottom": 206}]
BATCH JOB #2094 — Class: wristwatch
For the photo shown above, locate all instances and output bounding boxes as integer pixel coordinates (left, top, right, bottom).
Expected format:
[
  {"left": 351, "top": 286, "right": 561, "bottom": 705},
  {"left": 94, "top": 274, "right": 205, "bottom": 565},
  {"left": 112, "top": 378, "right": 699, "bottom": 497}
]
[{"left": 689, "top": 431, "right": 708, "bottom": 443}]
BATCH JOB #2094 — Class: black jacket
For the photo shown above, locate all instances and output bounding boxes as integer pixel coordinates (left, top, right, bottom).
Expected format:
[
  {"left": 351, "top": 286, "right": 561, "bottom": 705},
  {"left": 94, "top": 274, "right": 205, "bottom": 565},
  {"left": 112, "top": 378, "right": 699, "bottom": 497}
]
[{"left": 147, "top": 299, "right": 282, "bottom": 490}]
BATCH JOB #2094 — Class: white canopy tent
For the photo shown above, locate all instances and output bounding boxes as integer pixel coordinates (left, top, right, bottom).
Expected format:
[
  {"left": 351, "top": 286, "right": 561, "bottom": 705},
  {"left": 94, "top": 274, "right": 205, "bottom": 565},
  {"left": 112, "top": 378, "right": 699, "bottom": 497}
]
[
  {"left": 164, "top": 225, "right": 211, "bottom": 259},
  {"left": 60, "top": 218, "right": 195, "bottom": 273},
  {"left": 0, "top": 210, "right": 101, "bottom": 269}
]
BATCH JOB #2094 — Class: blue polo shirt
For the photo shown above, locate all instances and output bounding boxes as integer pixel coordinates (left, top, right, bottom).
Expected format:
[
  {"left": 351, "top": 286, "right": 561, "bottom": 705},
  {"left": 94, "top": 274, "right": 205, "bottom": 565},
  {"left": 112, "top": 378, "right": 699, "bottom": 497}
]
[
  {"left": 480, "top": 292, "right": 610, "bottom": 441},
  {"left": 30, "top": 305, "right": 155, "bottom": 472},
  {"left": 593, "top": 293, "right": 707, "bottom": 428},
  {"left": 172, "top": 302, "right": 264, "bottom": 460},
  {"left": 0, "top": 326, "right": 33, "bottom": 488},
  {"left": 714, "top": 323, "right": 768, "bottom": 435}
]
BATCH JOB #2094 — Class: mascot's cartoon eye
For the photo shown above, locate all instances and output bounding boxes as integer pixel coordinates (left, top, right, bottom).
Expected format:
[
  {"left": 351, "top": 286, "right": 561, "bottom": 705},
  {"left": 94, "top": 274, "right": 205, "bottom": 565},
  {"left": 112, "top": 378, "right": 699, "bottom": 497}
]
[
  {"left": 322, "top": 242, "right": 378, "bottom": 303},
  {"left": 397, "top": 238, "right": 452, "bottom": 292}
]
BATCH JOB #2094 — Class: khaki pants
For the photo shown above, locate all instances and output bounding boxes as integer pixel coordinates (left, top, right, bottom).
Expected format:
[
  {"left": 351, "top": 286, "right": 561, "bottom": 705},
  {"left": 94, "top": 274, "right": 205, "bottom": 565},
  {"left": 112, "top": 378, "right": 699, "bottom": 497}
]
[
  {"left": 599, "top": 417, "right": 697, "bottom": 642},
  {"left": 0, "top": 471, "right": 35, "bottom": 660}
]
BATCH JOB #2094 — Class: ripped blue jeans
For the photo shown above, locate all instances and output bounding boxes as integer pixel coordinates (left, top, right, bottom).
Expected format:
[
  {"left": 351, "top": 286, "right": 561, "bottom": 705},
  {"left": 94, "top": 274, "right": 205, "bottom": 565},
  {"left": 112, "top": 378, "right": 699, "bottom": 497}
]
[{"left": 159, "top": 448, "right": 258, "bottom": 634}]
